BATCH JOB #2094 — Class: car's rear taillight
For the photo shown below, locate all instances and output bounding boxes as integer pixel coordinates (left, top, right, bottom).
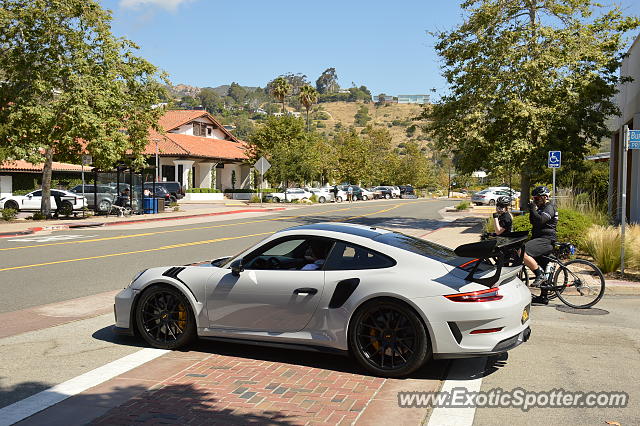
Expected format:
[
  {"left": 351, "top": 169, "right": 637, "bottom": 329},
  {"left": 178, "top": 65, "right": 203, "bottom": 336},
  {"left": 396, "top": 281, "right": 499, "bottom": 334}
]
[{"left": 444, "top": 288, "right": 502, "bottom": 302}]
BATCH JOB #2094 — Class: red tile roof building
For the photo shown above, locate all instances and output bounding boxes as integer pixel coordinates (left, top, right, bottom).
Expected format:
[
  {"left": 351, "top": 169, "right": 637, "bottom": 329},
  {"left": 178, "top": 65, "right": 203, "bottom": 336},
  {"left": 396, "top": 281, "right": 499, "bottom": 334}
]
[
  {"left": 0, "top": 109, "right": 250, "bottom": 193},
  {"left": 147, "top": 110, "right": 250, "bottom": 191}
]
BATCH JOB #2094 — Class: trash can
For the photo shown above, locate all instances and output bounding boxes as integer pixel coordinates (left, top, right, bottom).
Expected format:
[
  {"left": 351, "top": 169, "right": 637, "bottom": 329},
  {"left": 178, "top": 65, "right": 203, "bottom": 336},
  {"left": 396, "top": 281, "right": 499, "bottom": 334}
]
[
  {"left": 143, "top": 197, "right": 158, "bottom": 214},
  {"left": 157, "top": 197, "right": 165, "bottom": 212}
]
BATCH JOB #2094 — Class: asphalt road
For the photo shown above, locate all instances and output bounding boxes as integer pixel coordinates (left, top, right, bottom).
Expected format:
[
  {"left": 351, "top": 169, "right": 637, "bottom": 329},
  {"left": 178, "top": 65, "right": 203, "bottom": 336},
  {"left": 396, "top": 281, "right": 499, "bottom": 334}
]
[
  {"left": 474, "top": 295, "right": 640, "bottom": 425},
  {"left": 0, "top": 199, "right": 450, "bottom": 313}
]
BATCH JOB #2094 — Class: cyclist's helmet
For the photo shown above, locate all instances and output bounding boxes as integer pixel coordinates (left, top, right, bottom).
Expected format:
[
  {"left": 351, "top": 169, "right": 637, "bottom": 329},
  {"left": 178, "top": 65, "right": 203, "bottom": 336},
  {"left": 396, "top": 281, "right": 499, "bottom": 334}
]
[
  {"left": 532, "top": 186, "right": 550, "bottom": 197},
  {"left": 496, "top": 196, "right": 511, "bottom": 207}
]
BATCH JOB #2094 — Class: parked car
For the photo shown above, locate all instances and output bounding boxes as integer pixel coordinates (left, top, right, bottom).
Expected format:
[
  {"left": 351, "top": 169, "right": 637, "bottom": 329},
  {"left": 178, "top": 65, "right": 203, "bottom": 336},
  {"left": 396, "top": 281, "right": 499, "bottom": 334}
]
[
  {"left": 306, "top": 188, "right": 333, "bottom": 203},
  {"left": 265, "top": 188, "right": 313, "bottom": 203},
  {"left": 339, "top": 185, "right": 370, "bottom": 201},
  {"left": 391, "top": 186, "right": 401, "bottom": 198},
  {"left": 0, "top": 189, "right": 87, "bottom": 213},
  {"left": 471, "top": 187, "right": 520, "bottom": 206},
  {"left": 145, "top": 181, "right": 184, "bottom": 200},
  {"left": 373, "top": 186, "right": 394, "bottom": 199},
  {"left": 70, "top": 184, "right": 117, "bottom": 212},
  {"left": 144, "top": 183, "right": 177, "bottom": 203},
  {"left": 398, "top": 185, "right": 416, "bottom": 198},
  {"left": 359, "top": 187, "right": 374, "bottom": 200},
  {"left": 115, "top": 222, "right": 531, "bottom": 377}
]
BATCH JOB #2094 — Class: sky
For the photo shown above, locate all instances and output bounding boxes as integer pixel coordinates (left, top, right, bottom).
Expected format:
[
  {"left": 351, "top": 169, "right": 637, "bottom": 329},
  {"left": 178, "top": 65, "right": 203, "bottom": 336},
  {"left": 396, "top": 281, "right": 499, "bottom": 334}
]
[{"left": 102, "top": 0, "right": 640, "bottom": 97}]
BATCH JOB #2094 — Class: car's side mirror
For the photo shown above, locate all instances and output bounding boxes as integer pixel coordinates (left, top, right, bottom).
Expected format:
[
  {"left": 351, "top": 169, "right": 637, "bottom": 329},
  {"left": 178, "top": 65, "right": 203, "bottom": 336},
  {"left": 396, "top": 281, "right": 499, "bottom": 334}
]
[
  {"left": 27, "top": 195, "right": 32, "bottom": 199},
  {"left": 230, "top": 258, "right": 244, "bottom": 276}
]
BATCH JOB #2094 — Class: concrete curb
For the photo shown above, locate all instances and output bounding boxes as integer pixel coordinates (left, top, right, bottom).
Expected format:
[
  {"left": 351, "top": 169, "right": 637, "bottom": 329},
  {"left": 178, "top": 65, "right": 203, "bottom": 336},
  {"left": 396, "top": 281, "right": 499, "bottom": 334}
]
[{"left": 0, "top": 207, "right": 286, "bottom": 238}]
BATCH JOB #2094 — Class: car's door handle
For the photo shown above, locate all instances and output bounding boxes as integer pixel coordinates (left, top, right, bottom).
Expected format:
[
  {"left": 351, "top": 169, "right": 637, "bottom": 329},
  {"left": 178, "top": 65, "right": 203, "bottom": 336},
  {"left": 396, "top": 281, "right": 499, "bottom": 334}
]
[{"left": 294, "top": 287, "right": 318, "bottom": 296}]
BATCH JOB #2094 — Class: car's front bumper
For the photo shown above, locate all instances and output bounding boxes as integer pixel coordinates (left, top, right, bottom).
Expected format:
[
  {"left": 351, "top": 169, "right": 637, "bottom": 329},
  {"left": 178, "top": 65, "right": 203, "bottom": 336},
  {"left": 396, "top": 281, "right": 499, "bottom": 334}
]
[{"left": 114, "top": 286, "right": 138, "bottom": 332}]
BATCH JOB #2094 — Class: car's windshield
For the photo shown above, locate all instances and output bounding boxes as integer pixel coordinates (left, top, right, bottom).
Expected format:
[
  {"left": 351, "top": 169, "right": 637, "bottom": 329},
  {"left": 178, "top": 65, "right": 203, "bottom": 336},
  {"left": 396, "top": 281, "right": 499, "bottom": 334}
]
[{"left": 373, "top": 232, "right": 459, "bottom": 265}]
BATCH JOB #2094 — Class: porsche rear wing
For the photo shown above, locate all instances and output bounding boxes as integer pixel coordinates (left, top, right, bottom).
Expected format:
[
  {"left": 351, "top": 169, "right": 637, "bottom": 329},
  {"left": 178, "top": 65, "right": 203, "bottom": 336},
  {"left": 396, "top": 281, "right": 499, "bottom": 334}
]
[{"left": 454, "top": 231, "right": 528, "bottom": 287}]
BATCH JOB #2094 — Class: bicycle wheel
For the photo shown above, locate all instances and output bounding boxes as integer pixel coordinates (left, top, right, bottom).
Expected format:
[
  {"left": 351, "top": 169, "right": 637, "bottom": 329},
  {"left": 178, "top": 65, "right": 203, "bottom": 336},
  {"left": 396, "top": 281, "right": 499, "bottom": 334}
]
[
  {"left": 553, "top": 259, "right": 605, "bottom": 309},
  {"left": 520, "top": 265, "right": 558, "bottom": 300}
]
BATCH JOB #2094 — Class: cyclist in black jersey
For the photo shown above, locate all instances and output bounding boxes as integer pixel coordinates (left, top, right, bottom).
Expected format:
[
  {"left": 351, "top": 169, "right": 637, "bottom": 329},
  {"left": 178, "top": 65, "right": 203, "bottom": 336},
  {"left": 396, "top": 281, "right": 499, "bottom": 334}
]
[
  {"left": 492, "top": 196, "right": 513, "bottom": 235},
  {"left": 523, "top": 186, "right": 558, "bottom": 305}
]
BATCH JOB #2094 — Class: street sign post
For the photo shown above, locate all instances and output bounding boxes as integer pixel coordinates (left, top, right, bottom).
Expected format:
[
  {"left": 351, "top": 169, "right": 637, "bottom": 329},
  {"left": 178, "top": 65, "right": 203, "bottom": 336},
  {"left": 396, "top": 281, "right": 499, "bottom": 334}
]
[
  {"left": 81, "top": 155, "right": 92, "bottom": 217},
  {"left": 620, "top": 127, "right": 636, "bottom": 273},
  {"left": 254, "top": 156, "right": 271, "bottom": 203},
  {"left": 548, "top": 151, "right": 561, "bottom": 202}
]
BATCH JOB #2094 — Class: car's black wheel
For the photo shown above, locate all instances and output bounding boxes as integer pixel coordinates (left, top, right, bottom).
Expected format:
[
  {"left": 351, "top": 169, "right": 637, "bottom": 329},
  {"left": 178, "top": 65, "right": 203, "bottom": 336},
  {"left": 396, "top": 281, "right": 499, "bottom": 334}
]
[
  {"left": 59, "top": 200, "right": 74, "bottom": 216},
  {"left": 385, "top": 193, "right": 391, "bottom": 199},
  {"left": 318, "top": 196, "right": 326, "bottom": 203},
  {"left": 98, "top": 199, "right": 112, "bottom": 212},
  {"left": 336, "top": 196, "right": 343, "bottom": 203},
  {"left": 135, "top": 284, "right": 196, "bottom": 349},
  {"left": 273, "top": 197, "right": 280, "bottom": 203},
  {"left": 349, "top": 299, "right": 430, "bottom": 378},
  {"left": 488, "top": 199, "right": 496, "bottom": 206},
  {"left": 362, "top": 195, "right": 368, "bottom": 201},
  {"left": 4, "top": 200, "right": 19, "bottom": 211}
]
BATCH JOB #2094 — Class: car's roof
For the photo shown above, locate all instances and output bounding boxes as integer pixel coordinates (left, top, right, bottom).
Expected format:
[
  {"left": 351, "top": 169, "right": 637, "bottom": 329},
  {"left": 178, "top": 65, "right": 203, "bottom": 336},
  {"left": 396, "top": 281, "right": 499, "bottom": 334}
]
[{"left": 282, "top": 222, "right": 393, "bottom": 239}]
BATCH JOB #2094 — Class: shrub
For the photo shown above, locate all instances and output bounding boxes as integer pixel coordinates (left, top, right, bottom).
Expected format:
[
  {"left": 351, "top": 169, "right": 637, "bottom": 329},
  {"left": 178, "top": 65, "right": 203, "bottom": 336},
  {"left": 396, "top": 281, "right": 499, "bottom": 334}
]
[
  {"left": 31, "top": 212, "right": 46, "bottom": 221},
  {"left": 627, "top": 224, "right": 640, "bottom": 270},
  {"left": 583, "top": 225, "right": 621, "bottom": 273},
  {"left": 455, "top": 200, "right": 470, "bottom": 210},
  {"left": 511, "top": 208, "right": 593, "bottom": 250},
  {"left": 186, "top": 188, "right": 221, "bottom": 193},
  {"left": 1, "top": 208, "right": 17, "bottom": 221},
  {"left": 249, "top": 195, "right": 261, "bottom": 203},
  {"left": 223, "top": 188, "right": 281, "bottom": 194},
  {"left": 309, "top": 194, "right": 318, "bottom": 203}
]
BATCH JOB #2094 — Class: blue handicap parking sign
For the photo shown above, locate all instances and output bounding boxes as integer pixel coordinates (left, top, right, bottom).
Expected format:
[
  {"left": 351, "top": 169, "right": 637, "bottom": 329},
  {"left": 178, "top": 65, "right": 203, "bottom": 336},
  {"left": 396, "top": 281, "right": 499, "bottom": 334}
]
[
  {"left": 630, "top": 130, "right": 640, "bottom": 149},
  {"left": 548, "top": 151, "right": 561, "bottom": 168}
]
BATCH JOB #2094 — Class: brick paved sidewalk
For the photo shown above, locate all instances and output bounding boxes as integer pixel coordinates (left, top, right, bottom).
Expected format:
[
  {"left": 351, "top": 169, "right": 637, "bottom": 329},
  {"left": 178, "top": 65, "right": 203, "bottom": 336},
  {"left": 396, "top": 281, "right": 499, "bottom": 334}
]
[{"left": 20, "top": 340, "right": 447, "bottom": 426}]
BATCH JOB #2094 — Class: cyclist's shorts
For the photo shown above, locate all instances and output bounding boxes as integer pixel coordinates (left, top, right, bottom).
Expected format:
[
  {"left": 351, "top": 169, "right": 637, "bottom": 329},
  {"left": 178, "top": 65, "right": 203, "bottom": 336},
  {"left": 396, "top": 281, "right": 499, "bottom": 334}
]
[{"left": 525, "top": 237, "right": 554, "bottom": 258}]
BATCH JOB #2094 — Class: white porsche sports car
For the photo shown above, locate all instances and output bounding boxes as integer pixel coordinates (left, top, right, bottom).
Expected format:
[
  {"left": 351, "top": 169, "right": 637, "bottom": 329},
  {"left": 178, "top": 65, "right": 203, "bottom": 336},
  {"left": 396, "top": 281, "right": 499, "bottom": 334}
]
[{"left": 114, "top": 223, "right": 531, "bottom": 377}]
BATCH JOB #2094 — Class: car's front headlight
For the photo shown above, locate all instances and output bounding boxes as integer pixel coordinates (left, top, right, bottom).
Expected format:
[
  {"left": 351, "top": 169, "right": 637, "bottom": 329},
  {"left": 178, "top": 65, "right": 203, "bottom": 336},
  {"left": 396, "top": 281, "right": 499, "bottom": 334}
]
[{"left": 128, "top": 269, "right": 147, "bottom": 287}]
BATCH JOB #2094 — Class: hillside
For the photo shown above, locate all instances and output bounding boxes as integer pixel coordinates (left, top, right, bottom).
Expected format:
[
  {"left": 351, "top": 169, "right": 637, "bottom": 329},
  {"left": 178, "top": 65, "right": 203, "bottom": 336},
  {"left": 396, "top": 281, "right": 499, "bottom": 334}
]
[{"left": 313, "top": 101, "right": 429, "bottom": 148}]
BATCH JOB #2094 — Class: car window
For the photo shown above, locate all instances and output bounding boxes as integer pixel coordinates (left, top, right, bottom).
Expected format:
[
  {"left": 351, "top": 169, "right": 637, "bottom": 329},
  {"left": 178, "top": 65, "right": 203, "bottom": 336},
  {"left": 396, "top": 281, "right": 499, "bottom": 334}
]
[
  {"left": 31, "top": 190, "right": 42, "bottom": 197},
  {"left": 51, "top": 190, "right": 64, "bottom": 196},
  {"left": 373, "top": 232, "right": 459, "bottom": 266},
  {"left": 324, "top": 242, "right": 395, "bottom": 271},
  {"left": 244, "top": 237, "right": 333, "bottom": 271}
]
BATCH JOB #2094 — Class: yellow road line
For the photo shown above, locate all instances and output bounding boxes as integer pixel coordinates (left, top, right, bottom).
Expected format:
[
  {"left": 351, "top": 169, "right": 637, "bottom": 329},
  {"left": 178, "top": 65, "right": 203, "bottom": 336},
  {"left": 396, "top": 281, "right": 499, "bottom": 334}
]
[
  {"left": 0, "top": 232, "right": 275, "bottom": 272},
  {"left": 0, "top": 203, "right": 408, "bottom": 272},
  {"left": 0, "top": 202, "right": 413, "bottom": 252}
]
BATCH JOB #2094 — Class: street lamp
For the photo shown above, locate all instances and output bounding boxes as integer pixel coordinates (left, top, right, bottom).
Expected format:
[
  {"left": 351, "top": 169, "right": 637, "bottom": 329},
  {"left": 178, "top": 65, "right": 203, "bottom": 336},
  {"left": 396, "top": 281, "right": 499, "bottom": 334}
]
[{"left": 153, "top": 138, "right": 160, "bottom": 181}]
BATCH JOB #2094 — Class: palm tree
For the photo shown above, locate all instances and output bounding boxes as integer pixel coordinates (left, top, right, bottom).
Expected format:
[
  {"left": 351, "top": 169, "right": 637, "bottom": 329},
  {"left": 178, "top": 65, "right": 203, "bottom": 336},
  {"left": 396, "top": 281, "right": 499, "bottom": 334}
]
[
  {"left": 270, "top": 77, "right": 291, "bottom": 114},
  {"left": 298, "top": 85, "right": 318, "bottom": 131}
]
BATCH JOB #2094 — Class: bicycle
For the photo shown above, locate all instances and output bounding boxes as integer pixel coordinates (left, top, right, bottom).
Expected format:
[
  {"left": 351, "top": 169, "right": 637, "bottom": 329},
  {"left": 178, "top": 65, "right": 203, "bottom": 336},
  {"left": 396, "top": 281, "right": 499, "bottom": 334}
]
[{"left": 518, "top": 242, "right": 605, "bottom": 309}]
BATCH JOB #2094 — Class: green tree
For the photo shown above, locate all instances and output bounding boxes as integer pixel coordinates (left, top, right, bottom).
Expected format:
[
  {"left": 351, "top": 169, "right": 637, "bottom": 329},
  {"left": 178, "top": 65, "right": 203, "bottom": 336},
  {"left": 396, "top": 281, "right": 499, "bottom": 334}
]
[
  {"left": 198, "top": 88, "right": 224, "bottom": 114},
  {"left": 333, "top": 130, "right": 370, "bottom": 185},
  {"left": 425, "top": 0, "right": 638, "bottom": 208},
  {"left": 354, "top": 105, "right": 371, "bottom": 127},
  {"left": 270, "top": 77, "right": 291, "bottom": 114},
  {"left": 0, "top": 0, "right": 167, "bottom": 217},
  {"left": 298, "top": 85, "right": 318, "bottom": 131},
  {"left": 227, "top": 82, "right": 247, "bottom": 104},
  {"left": 315, "top": 67, "right": 339, "bottom": 94}
]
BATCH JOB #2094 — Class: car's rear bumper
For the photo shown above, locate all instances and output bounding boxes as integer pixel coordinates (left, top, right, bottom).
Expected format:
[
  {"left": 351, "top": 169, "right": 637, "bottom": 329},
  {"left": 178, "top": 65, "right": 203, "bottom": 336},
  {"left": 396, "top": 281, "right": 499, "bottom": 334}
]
[
  {"left": 413, "top": 279, "right": 532, "bottom": 357},
  {"left": 433, "top": 326, "right": 530, "bottom": 359}
]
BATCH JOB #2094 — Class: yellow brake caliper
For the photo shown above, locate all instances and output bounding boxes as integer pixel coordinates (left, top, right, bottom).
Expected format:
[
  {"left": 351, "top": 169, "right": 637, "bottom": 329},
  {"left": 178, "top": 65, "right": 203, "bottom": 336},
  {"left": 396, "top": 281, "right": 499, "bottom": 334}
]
[{"left": 177, "top": 303, "right": 187, "bottom": 330}]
